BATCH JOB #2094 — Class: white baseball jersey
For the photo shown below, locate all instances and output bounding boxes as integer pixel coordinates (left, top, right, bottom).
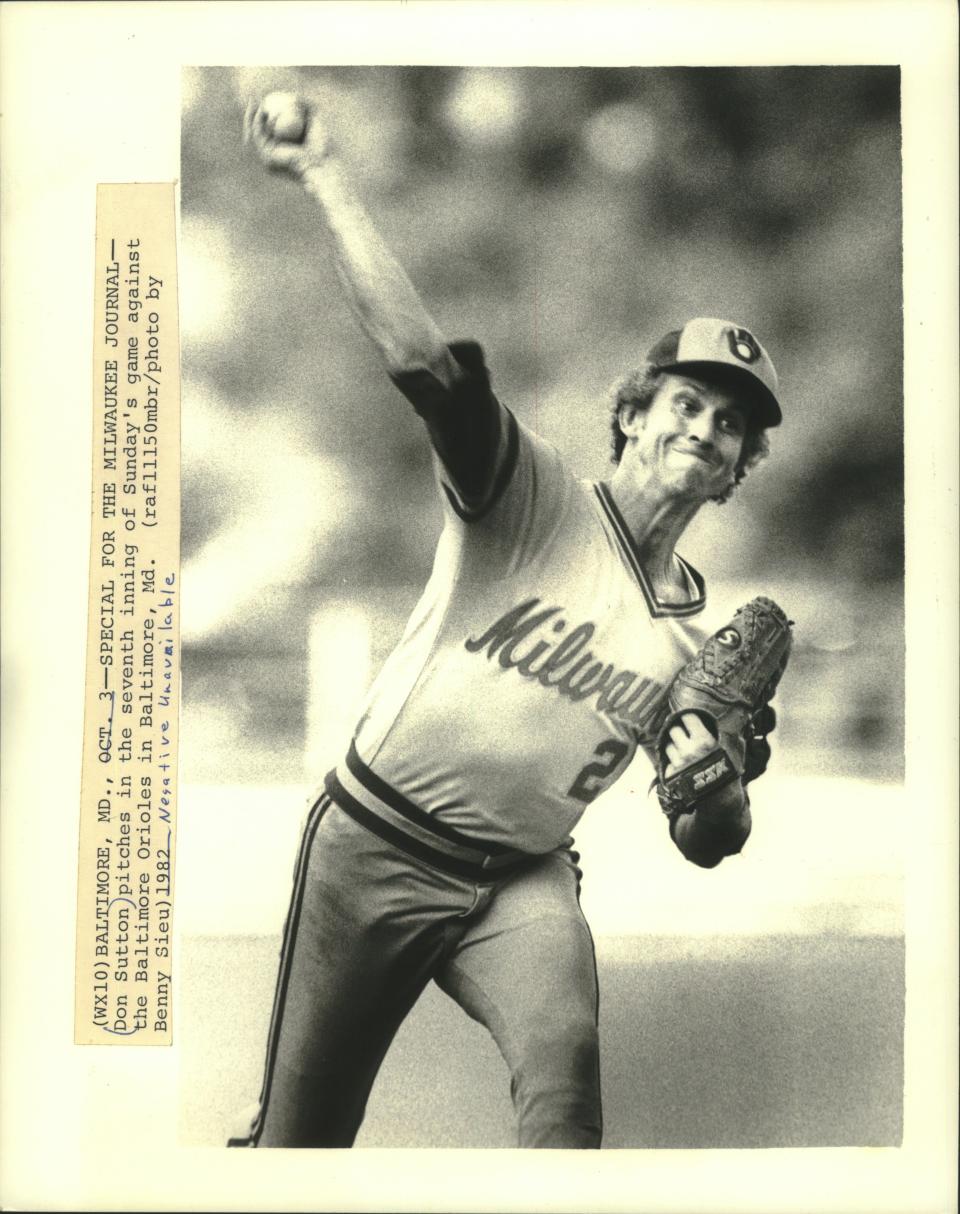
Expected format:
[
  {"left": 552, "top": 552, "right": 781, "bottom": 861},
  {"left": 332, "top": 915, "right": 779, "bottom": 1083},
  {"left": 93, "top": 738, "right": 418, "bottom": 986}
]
[{"left": 326, "top": 342, "right": 709, "bottom": 854}]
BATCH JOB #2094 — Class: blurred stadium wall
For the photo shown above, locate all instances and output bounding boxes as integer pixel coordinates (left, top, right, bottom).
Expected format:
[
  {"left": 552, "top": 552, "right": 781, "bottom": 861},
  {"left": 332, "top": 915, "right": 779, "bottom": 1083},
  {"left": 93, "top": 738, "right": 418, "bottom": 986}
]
[{"left": 177, "top": 68, "right": 905, "bottom": 1146}]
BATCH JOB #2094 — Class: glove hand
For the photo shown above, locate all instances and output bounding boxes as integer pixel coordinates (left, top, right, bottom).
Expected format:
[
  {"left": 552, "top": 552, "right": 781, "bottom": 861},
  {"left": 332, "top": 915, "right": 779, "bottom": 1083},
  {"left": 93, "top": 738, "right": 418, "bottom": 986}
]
[
  {"left": 656, "top": 595, "right": 792, "bottom": 826},
  {"left": 661, "top": 712, "right": 720, "bottom": 779},
  {"left": 656, "top": 707, "right": 743, "bottom": 818},
  {"left": 244, "top": 95, "right": 333, "bottom": 181}
]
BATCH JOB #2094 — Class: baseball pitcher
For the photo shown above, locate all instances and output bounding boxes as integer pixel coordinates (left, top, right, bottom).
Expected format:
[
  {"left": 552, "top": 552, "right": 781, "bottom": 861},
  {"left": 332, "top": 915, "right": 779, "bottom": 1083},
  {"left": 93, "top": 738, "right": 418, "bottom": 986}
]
[{"left": 229, "top": 93, "right": 792, "bottom": 1149}]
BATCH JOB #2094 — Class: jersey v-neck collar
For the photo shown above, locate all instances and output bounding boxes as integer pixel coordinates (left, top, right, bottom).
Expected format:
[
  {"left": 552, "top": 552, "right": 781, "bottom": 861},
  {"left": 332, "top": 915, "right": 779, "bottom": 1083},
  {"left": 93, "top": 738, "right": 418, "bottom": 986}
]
[{"left": 592, "top": 482, "right": 706, "bottom": 619}]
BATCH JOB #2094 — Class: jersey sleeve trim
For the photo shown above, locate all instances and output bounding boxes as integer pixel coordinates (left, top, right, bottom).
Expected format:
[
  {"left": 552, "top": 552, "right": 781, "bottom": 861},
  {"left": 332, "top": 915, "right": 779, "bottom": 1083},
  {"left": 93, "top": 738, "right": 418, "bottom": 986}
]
[
  {"left": 389, "top": 340, "right": 516, "bottom": 519},
  {"left": 442, "top": 406, "right": 520, "bottom": 523},
  {"left": 593, "top": 482, "right": 707, "bottom": 618}
]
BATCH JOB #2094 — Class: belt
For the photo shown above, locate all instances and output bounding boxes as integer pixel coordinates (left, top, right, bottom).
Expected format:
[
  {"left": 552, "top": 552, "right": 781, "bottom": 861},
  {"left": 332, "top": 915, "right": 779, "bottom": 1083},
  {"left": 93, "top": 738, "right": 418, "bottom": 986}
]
[{"left": 324, "top": 742, "right": 533, "bottom": 883}]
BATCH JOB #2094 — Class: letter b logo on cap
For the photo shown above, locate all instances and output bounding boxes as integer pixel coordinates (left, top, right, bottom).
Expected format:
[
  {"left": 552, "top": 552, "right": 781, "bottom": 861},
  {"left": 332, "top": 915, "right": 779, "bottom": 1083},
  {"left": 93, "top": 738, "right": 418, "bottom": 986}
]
[{"left": 727, "top": 326, "right": 761, "bottom": 364}]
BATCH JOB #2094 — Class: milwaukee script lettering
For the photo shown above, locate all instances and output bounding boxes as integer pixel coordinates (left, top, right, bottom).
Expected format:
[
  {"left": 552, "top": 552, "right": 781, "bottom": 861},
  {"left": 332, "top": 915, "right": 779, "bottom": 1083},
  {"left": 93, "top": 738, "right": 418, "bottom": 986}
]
[{"left": 464, "top": 598, "right": 668, "bottom": 739}]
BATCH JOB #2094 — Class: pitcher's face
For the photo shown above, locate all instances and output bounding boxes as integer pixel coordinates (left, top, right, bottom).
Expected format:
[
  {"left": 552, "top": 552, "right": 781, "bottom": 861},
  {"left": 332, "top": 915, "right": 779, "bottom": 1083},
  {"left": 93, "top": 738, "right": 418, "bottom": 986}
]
[{"left": 620, "top": 373, "right": 746, "bottom": 500}]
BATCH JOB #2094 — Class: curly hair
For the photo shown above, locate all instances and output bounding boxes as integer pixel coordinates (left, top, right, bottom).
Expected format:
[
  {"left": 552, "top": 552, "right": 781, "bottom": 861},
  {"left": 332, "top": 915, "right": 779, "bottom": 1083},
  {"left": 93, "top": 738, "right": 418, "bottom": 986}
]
[{"left": 608, "top": 363, "right": 771, "bottom": 504}]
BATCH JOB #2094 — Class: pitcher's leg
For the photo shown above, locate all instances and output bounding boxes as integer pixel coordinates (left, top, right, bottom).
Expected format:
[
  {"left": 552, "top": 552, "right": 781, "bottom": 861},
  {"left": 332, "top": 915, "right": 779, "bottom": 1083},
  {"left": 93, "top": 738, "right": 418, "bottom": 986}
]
[
  {"left": 436, "top": 851, "right": 602, "bottom": 1148},
  {"left": 238, "top": 798, "right": 454, "bottom": 1147}
]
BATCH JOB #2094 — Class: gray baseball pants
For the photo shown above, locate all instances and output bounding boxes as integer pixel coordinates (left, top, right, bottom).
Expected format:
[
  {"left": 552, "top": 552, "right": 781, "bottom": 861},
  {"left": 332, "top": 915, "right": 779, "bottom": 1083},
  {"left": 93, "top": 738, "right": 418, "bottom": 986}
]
[{"left": 231, "top": 794, "right": 602, "bottom": 1148}]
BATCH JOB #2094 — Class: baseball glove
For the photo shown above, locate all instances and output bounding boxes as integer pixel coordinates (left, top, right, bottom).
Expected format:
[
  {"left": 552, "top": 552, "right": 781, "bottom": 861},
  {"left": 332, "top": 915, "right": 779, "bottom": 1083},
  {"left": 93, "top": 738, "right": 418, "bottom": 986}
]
[{"left": 656, "top": 596, "right": 793, "bottom": 819}]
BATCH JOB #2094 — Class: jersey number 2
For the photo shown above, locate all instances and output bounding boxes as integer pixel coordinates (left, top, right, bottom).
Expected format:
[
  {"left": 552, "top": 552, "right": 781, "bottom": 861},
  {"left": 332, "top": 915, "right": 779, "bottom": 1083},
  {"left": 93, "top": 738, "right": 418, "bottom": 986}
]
[{"left": 568, "top": 738, "right": 630, "bottom": 804}]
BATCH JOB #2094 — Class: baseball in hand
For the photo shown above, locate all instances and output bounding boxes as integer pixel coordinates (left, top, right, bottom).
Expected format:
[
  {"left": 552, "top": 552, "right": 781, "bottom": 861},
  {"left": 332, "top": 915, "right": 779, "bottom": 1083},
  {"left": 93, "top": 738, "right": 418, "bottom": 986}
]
[{"left": 260, "top": 92, "right": 308, "bottom": 143}]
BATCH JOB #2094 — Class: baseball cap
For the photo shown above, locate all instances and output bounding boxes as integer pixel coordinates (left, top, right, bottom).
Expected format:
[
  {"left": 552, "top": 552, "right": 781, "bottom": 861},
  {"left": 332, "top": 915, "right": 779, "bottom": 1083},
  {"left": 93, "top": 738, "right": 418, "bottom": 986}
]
[{"left": 646, "top": 317, "right": 782, "bottom": 427}]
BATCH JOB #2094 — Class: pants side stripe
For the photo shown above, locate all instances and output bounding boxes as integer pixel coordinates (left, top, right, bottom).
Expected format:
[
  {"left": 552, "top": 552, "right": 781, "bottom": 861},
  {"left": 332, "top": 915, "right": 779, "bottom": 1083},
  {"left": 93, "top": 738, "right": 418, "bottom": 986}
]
[
  {"left": 577, "top": 877, "right": 603, "bottom": 1146},
  {"left": 249, "top": 793, "right": 330, "bottom": 1145}
]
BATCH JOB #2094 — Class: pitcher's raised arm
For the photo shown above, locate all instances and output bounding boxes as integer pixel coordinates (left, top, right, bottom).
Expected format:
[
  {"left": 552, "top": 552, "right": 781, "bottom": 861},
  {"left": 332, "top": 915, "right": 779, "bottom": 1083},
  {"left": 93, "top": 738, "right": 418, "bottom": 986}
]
[{"left": 244, "top": 92, "right": 459, "bottom": 388}]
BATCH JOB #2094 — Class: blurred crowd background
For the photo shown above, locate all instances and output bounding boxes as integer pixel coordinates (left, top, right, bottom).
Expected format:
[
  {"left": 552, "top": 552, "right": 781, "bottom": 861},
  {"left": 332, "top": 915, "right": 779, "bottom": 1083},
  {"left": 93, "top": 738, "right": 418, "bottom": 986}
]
[{"left": 180, "top": 65, "right": 903, "bottom": 790}]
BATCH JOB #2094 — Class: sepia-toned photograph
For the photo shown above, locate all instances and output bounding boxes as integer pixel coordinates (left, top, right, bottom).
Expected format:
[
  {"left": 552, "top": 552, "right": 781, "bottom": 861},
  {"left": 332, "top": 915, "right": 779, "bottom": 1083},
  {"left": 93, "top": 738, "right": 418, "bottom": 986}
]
[
  {"left": 1, "top": 3, "right": 956, "bottom": 1210},
  {"left": 178, "top": 64, "right": 905, "bottom": 1150}
]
